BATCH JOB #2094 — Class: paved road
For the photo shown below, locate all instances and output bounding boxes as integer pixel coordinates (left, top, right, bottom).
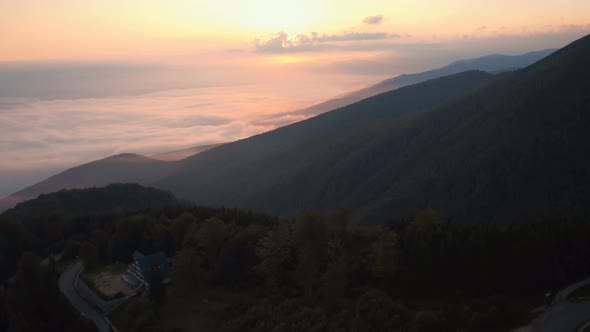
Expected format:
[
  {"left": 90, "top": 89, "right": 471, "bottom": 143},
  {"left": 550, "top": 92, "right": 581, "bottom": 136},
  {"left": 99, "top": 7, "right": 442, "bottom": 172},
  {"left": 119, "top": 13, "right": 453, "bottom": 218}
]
[
  {"left": 534, "top": 277, "right": 590, "bottom": 332},
  {"left": 59, "top": 261, "right": 110, "bottom": 332},
  {"left": 535, "top": 301, "right": 590, "bottom": 332}
]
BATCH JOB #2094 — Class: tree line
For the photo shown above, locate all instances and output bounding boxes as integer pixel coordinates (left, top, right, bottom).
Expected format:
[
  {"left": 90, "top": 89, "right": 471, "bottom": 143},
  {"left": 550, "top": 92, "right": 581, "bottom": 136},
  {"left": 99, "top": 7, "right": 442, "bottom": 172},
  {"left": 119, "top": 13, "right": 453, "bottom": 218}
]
[{"left": 3, "top": 203, "right": 590, "bottom": 331}]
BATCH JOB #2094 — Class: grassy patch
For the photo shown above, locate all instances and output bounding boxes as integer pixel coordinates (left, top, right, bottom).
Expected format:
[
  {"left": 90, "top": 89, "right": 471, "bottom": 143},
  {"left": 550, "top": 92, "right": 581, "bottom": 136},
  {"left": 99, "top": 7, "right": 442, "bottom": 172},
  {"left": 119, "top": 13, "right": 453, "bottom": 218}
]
[
  {"left": 80, "top": 272, "right": 112, "bottom": 301},
  {"left": 81, "top": 263, "right": 129, "bottom": 301}
]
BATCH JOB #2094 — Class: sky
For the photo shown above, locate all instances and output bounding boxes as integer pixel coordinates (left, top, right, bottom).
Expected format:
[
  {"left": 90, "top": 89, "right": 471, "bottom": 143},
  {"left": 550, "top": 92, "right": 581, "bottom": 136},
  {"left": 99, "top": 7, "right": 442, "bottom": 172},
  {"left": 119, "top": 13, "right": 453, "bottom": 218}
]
[{"left": 1, "top": 0, "right": 590, "bottom": 197}]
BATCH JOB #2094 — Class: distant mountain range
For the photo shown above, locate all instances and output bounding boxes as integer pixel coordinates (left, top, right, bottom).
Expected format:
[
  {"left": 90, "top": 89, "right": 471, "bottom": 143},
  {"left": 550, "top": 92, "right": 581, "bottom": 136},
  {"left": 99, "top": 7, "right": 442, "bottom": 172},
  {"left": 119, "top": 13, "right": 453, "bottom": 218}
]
[
  {"left": 2, "top": 50, "right": 548, "bottom": 213},
  {"left": 284, "top": 49, "right": 555, "bottom": 118},
  {"left": 3, "top": 41, "right": 586, "bottom": 222}
]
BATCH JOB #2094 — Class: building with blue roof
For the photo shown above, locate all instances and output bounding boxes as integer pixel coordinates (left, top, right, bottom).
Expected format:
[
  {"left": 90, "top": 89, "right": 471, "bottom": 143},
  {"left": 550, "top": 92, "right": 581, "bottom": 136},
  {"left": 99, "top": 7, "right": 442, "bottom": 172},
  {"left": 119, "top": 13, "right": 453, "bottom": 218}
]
[{"left": 122, "top": 250, "right": 171, "bottom": 290}]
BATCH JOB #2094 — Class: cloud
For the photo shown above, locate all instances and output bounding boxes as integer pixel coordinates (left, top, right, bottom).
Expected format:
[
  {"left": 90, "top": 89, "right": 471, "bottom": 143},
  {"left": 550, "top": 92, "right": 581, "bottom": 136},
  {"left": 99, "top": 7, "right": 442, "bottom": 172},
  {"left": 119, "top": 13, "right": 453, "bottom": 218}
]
[
  {"left": 363, "top": 15, "right": 384, "bottom": 25},
  {"left": 0, "top": 77, "right": 327, "bottom": 178},
  {"left": 316, "top": 32, "right": 393, "bottom": 42},
  {"left": 253, "top": 31, "right": 400, "bottom": 53}
]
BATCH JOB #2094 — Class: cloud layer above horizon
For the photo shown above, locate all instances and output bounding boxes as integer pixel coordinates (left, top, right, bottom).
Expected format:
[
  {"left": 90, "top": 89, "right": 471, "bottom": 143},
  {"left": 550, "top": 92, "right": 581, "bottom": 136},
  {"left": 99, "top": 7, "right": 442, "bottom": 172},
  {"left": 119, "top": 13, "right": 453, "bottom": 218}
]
[{"left": 253, "top": 31, "right": 400, "bottom": 53}]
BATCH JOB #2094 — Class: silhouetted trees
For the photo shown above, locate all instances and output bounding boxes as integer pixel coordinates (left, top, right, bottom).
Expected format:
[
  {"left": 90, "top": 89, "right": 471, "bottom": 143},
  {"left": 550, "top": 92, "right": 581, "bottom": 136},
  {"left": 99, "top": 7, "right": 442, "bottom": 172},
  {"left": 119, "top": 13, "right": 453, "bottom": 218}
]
[
  {"left": 5, "top": 194, "right": 590, "bottom": 331},
  {"left": 149, "top": 264, "right": 165, "bottom": 306},
  {"left": 80, "top": 242, "right": 99, "bottom": 272},
  {"left": 0, "top": 253, "right": 97, "bottom": 332}
]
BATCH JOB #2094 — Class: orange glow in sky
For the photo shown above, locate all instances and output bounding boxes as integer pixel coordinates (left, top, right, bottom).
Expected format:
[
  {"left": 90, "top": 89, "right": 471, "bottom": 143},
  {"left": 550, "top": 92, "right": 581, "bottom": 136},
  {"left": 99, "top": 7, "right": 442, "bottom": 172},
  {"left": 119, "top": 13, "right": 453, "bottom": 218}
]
[{"left": 1, "top": 0, "right": 589, "bottom": 61}]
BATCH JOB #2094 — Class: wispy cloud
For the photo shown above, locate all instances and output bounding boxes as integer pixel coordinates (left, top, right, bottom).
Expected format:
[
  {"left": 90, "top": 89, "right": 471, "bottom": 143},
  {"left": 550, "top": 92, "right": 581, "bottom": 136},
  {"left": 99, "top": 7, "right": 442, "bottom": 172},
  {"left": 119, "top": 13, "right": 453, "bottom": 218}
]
[
  {"left": 311, "top": 24, "right": 590, "bottom": 76},
  {"left": 363, "top": 15, "right": 385, "bottom": 25},
  {"left": 253, "top": 31, "right": 400, "bottom": 53}
]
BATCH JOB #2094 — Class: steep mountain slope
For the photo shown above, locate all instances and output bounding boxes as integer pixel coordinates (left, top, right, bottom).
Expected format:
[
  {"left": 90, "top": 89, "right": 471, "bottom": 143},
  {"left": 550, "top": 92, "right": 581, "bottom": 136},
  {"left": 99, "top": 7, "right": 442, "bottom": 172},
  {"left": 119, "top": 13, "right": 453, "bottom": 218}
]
[
  {"left": 157, "top": 35, "right": 589, "bottom": 222},
  {"left": 0, "top": 154, "right": 177, "bottom": 212},
  {"left": 288, "top": 49, "right": 554, "bottom": 117},
  {"left": 0, "top": 50, "right": 553, "bottom": 214},
  {"left": 156, "top": 71, "right": 498, "bottom": 216},
  {"left": 362, "top": 35, "right": 590, "bottom": 221}
]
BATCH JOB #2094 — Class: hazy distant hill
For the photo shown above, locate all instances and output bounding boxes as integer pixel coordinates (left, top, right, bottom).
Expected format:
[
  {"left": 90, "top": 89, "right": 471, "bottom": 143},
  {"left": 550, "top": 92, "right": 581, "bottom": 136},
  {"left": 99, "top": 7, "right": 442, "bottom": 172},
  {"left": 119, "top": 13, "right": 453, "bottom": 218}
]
[
  {"left": 0, "top": 143, "right": 227, "bottom": 212},
  {"left": 0, "top": 154, "right": 177, "bottom": 212},
  {"left": 1, "top": 183, "right": 178, "bottom": 220},
  {"left": 156, "top": 35, "right": 590, "bottom": 222},
  {"left": 287, "top": 49, "right": 555, "bottom": 117}
]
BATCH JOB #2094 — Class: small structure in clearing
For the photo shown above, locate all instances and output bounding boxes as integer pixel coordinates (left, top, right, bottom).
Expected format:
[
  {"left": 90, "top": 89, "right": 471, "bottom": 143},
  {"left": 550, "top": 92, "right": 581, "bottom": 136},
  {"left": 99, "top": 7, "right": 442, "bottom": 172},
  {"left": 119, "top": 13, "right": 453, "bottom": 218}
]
[{"left": 122, "top": 250, "right": 171, "bottom": 291}]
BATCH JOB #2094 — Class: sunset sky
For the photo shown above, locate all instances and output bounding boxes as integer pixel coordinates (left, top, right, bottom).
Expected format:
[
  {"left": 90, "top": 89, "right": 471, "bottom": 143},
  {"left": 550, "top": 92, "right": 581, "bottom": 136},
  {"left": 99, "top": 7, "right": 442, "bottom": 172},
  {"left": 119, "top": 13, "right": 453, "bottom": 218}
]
[
  {"left": 2, "top": 0, "right": 590, "bottom": 61},
  {"left": 1, "top": 0, "right": 590, "bottom": 196}
]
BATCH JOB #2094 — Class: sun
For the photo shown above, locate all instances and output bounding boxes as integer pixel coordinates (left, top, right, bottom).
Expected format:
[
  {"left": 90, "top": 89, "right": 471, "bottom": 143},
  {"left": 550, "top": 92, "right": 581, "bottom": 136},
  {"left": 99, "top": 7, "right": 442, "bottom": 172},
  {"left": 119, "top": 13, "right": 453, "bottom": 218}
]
[{"left": 206, "top": 0, "right": 327, "bottom": 32}]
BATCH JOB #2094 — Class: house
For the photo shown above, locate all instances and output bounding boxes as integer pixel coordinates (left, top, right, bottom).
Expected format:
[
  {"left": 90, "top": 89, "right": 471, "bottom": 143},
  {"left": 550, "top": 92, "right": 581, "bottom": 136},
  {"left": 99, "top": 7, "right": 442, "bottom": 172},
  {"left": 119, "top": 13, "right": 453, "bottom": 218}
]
[{"left": 122, "top": 251, "right": 171, "bottom": 290}]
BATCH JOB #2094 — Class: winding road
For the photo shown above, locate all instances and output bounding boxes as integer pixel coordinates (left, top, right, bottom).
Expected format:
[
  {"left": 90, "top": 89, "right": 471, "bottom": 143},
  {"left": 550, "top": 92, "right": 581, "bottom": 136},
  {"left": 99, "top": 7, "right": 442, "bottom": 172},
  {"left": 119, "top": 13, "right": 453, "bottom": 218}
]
[{"left": 59, "top": 261, "right": 110, "bottom": 332}]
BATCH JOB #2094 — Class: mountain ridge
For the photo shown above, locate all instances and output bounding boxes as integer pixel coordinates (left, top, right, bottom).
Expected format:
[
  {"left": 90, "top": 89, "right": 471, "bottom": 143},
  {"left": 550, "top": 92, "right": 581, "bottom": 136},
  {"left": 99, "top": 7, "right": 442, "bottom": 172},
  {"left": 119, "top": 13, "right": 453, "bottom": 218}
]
[
  {"left": 286, "top": 49, "right": 555, "bottom": 118},
  {"left": 0, "top": 46, "right": 572, "bottom": 218},
  {"left": 156, "top": 70, "right": 499, "bottom": 217},
  {"left": 155, "top": 35, "right": 590, "bottom": 222}
]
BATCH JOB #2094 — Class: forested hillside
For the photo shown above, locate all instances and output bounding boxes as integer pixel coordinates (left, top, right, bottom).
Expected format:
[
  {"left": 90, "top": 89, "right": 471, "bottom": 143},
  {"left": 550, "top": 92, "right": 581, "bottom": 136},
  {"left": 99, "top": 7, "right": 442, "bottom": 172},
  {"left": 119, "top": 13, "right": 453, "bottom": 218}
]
[
  {"left": 0, "top": 154, "right": 177, "bottom": 213},
  {"left": 0, "top": 49, "right": 554, "bottom": 216},
  {"left": 3, "top": 187, "right": 590, "bottom": 331},
  {"left": 158, "top": 71, "right": 497, "bottom": 219}
]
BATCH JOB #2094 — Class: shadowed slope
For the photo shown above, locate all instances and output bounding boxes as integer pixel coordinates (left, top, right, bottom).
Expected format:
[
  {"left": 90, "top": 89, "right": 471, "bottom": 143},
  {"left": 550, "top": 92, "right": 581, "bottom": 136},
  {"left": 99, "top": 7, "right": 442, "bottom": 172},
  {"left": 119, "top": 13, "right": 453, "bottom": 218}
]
[
  {"left": 157, "top": 71, "right": 497, "bottom": 217},
  {"left": 287, "top": 49, "right": 554, "bottom": 118},
  {"left": 157, "top": 35, "right": 590, "bottom": 222}
]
